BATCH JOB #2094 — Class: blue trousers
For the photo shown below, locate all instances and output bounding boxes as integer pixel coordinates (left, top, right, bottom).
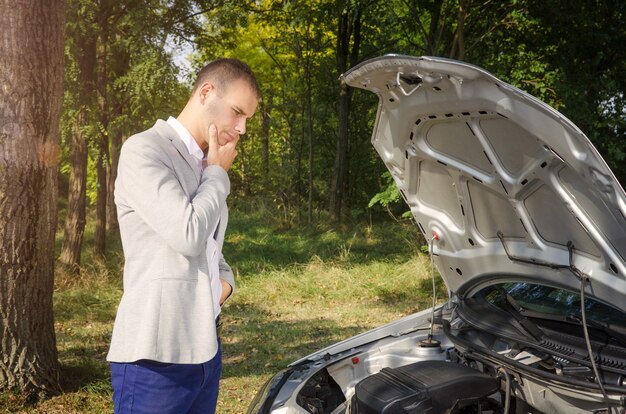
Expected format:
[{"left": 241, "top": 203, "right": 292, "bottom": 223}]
[{"left": 110, "top": 341, "right": 222, "bottom": 414}]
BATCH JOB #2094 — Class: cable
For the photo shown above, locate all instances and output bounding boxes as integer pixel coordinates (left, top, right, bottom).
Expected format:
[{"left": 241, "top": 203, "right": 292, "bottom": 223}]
[
  {"left": 428, "top": 235, "right": 437, "bottom": 340},
  {"left": 497, "top": 367, "right": 511, "bottom": 414},
  {"left": 579, "top": 275, "right": 611, "bottom": 410},
  {"left": 568, "top": 243, "right": 611, "bottom": 411}
]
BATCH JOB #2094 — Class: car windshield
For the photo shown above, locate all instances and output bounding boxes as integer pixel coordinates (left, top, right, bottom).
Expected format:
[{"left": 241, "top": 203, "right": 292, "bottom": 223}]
[{"left": 479, "top": 282, "right": 625, "bottom": 328}]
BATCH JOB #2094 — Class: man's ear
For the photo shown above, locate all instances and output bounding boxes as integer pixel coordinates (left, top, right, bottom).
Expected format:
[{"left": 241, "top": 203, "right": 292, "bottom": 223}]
[{"left": 198, "top": 82, "right": 215, "bottom": 103}]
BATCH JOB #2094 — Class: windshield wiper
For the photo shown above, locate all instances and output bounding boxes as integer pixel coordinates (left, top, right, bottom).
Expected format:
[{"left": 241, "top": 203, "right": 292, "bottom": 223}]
[
  {"left": 495, "top": 288, "right": 544, "bottom": 341},
  {"left": 516, "top": 308, "right": 626, "bottom": 348},
  {"left": 566, "top": 315, "right": 626, "bottom": 348}
]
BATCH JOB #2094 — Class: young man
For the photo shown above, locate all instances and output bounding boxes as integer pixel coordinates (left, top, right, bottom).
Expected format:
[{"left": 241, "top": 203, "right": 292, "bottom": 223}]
[{"left": 107, "top": 59, "right": 260, "bottom": 414}]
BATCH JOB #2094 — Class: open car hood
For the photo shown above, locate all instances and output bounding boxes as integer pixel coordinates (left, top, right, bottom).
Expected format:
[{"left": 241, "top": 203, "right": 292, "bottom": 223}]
[{"left": 343, "top": 55, "right": 626, "bottom": 310}]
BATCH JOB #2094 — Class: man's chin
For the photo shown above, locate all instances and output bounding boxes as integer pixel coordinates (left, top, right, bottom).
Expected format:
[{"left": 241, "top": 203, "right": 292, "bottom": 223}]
[{"left": 219, "top": 133, "right": 236, "bottom": 145}]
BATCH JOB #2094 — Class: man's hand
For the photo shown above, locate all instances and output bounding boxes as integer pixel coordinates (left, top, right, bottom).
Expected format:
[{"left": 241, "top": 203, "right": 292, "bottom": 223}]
[
  {"left": 219, "top": 280, "right": 233, "bottom": 305},
  {"left": 205, "top": 124, "right": 238, "bottom": 171}
]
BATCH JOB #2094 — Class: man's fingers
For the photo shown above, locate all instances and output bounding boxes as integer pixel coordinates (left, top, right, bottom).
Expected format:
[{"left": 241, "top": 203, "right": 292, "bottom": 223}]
[
  {"left": 207, "top": 124, "right": 218, "bottom": 152},
  {"left": 222, "top": 139, "right": 238, "bottom": 151},
  {"left": 205, "top": 126, "right": 240, "bottom": 171}
]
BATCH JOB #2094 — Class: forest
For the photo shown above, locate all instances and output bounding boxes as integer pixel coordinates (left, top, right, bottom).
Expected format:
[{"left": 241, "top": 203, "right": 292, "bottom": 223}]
[
  {"left": 1, "top": 0, "right": 625, "bottom": 410},
  {"left": 54, "top": 0, "right": 626, "bottom": 266},
  {"left": 58, "top": 0, "right": 626, "bottom": 263}
]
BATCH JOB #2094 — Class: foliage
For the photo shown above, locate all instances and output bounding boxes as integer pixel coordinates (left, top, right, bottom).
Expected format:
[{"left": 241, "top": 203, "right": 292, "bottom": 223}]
[
  {"left": 57, "top": 0, "right": 626, "bottom": 222},
  {"left": 368, "top": 171, "right": 401, "bottom": 209},
  {"left": 59, "top": 0, "right": 207, "bottom": 206},
  {"left": 527, "top": 0, "right": 626, "bottom": 183},
  {"left": 55, "top": 0, "right": 626, "bottom": 218}
]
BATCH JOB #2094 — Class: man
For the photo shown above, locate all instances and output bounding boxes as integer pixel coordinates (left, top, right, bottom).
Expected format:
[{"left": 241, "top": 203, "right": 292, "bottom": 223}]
[{"left": 107, "top": 58, "right": 260, "bottom": 414}]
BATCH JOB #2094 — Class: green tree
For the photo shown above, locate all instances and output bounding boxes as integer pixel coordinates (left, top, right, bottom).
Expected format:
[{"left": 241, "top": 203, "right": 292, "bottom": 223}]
[
  {"left": 59, "top": 0, "right": 98, "bottom": 270},
  {"left": 60, "top": 0, "right": 207, "bottom": 264},
  {"left": 528, "top": 0, "right": 626, "bottom": 183},
  {"left": 329, "top": 0, "right": 366, "bottom": 221}
]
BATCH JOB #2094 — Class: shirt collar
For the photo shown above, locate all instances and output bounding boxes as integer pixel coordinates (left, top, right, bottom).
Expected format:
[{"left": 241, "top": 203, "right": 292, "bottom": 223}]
[{"left": 166, "top": 116, "right": 204, "bottom": 164}]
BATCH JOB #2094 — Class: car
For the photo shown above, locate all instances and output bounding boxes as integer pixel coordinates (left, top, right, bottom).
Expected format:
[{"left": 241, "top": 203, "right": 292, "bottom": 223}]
[{"left": 248, "top": 55, "right": 626, "bottom": 414}]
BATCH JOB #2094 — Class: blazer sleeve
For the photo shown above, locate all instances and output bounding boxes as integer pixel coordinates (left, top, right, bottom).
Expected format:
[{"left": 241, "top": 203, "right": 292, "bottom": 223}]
[{"left": 117, "top": 137, "right": 230, "bottom": 257}]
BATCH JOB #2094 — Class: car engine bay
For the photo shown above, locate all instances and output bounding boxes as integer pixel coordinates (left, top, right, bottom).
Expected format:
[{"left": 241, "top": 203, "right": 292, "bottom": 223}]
[{"left": 293, "top": 302, "right": 626, "bottom": 414}]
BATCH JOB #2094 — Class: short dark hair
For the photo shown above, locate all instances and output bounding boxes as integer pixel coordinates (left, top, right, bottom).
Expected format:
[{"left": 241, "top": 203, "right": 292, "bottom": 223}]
[{"left": 192, "top": 58, "right": 260, "bottom": 98}]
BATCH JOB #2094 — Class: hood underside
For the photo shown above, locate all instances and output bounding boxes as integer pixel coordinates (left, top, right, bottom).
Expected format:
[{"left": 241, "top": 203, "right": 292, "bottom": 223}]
[{"left": 343, "top": 55, "right": 626, "bottom": 310}]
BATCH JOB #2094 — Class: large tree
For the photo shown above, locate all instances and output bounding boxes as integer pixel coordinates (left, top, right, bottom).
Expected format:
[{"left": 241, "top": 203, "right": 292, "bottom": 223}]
[
  {"left": 329, "top": 0, "right": 365, "bottom": 221},
  {"left": 60, "top": 0, "right": 202, "bottom": 263},
  {"left": 0, "top": 0, "right": 65, "bottom": 396},
  {"left": 59, "top": 0, "right": 97, "bottom": 270}
]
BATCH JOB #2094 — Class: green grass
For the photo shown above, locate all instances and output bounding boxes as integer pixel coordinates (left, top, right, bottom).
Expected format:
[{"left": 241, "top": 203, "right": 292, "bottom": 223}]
[{"left": 3, "top": 205, "right": 445, "bottom": 413}]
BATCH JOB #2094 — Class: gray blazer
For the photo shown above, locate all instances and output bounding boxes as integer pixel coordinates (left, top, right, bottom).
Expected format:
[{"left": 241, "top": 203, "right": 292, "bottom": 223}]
[{"left": 107, "top": 119, "right": 235, "bottom": 364}]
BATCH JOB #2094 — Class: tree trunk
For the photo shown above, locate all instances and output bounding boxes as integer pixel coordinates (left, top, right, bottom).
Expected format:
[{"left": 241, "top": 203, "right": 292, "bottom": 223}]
[
  {"left": 106, "top": 50, "right": 130, "bottom": 234},
  {"left": 284, "top": 117, "right": 296, "bottom": 214},
  {"left": 261, "top": 95, "right": 271, "bottom": 179},
  {"left": 329, "top": 3, "right": 349, "bottom": 221},
  {"left": 94, "top": 137, "right": 108, "bottom": 256},
  {"left": 59, "top": 25, "right": 97, "bottom": 270},
  {"left": 305, "top": 46, "right": 314, "bottom": 225},
  {"left": 59, "top": 112, "right": 89, "bottom": 270},
  {"left": 450, "top": 0, "right": 469, "bottom": 60},
  {"left": 330, "top": 80, "right": 351, "bottom": 221},
  {"left": 106, "top": 132, "right": 122, "bottom": 233},
  {"left": 425, "top": 0, "right": 444, "bottom": 55},
  {"left": 0, "top": 0, "right": 65, "bottom": 397},
  {"left": 94, "top": 9, "right": 110, "bottom": 257},
  {"left": 238, "top": 136, "right": 250, "bottom": 196},
  {"left": 296, "top": 102, "right": 305, "bottom": 223},
  {"left": 330, "top": 1, "right": 362, "bottom": 221}
]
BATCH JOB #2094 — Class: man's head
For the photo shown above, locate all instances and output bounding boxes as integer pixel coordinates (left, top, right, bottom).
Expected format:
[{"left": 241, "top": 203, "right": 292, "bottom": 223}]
[
  {"left": 180, "top": 58, "right": 260, "bottom": 149},
  {"left": 192, "top": 58, "right": 260, "bottom": 99}
]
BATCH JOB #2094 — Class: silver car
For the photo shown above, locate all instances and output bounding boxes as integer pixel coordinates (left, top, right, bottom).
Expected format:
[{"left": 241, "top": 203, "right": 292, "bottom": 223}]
[{"left": 249, "top": 55, "right": 626, "bottom": 414}]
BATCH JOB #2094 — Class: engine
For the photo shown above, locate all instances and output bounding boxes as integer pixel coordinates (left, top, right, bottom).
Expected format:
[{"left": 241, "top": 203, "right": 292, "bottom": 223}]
[{"left": 349, "top": 360, "right": 498, "bottom": 414}]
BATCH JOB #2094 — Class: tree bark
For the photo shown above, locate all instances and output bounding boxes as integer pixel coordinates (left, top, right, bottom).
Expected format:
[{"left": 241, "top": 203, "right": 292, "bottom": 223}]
[
  {"left": 450, "top": 0, "right": 469, "bottom": 60},
  {"left": 59, "top": 110, "right": 89, "bottom": 270},
  {"left": 0, "top": 0, "right": 65, "bottom": 397},
  {"left": 94, "top": 8, "right": 110, "bottom": 257},
  {"left": 260, "top": 95, "right": 271, "bottom": 179},
  {"left": 305, "top": 25, "right": 314, "bottom": 226},
  {"left": 106, "top": 49, "right": 130, "bottom": 234},
  {"left": 59, "top": 19, "right": 97, "bottom": 270},
  {"left": 94, "top": 136, "right": 108, "bottom": 256},
  {"left": 425, "top": 0, "right": 444, "bottom": 55},
  {"left": 106, "top": 132, "right": 122, "bottom": 233},
  {"left": 329, "top": 3, "right": 350, "bottom": 221},
  {"left": 238, "top": 135, "right": 250, "bottom": 195},
  {"left": 330, "top": 1, "right": 362, "bottom": 221}
]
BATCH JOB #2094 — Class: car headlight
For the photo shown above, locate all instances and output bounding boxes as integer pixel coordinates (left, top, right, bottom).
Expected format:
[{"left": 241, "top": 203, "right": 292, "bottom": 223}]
[{"left": 247, "top": 368, "right": 293, "bottom": 414}]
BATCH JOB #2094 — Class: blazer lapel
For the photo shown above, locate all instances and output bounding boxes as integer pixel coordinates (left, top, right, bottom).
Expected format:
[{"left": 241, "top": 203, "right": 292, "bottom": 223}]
[{"left": 153, "top": 119, "right": 201, "bottom": 183}]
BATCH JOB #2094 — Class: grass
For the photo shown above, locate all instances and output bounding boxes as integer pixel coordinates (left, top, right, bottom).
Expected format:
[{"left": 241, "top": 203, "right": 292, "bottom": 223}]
[{"left": 2, "top": 204, "right": 446, "bottom": 413}]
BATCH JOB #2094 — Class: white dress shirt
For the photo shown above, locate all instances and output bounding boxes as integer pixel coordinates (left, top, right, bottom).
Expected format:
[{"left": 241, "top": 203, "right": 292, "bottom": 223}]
[{"left": 167, "top": 116, "right": 223, "bottom": 317}]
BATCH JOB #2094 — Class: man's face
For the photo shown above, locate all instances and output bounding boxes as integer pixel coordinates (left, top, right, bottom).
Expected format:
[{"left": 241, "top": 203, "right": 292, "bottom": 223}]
[{"left": 202, "top": 79, "right": 259, "bottom": 146}]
